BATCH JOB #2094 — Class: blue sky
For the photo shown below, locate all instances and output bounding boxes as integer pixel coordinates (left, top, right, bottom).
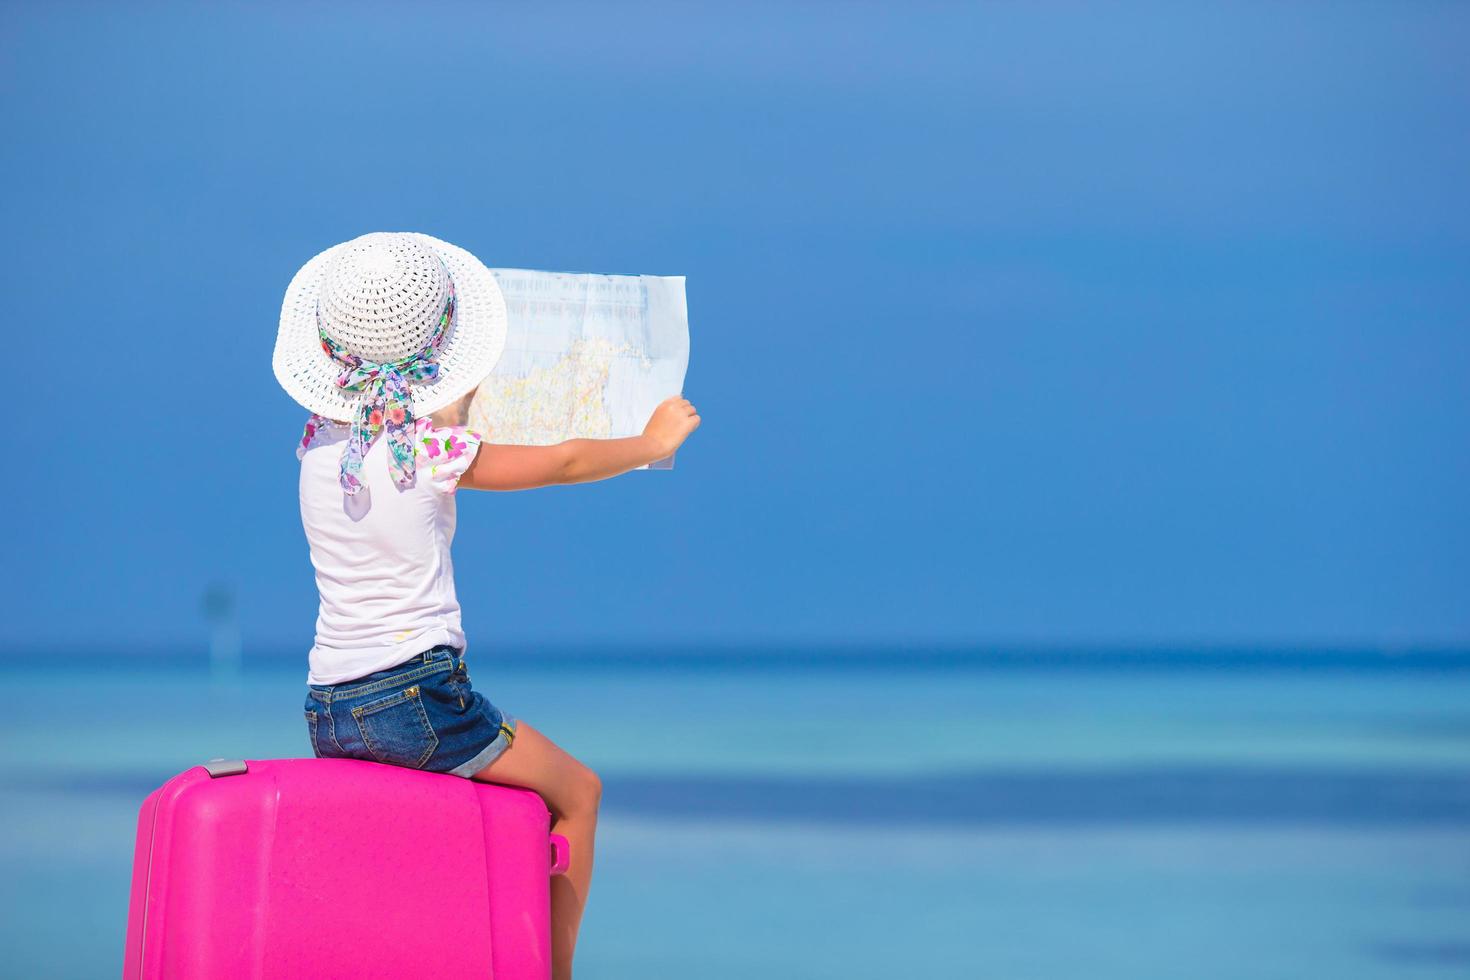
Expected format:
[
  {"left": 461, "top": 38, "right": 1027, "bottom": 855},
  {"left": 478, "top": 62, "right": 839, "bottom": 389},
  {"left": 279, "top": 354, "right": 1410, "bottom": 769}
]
[{"left": 3, "top": 2, "right": 1467, "bottom": 654}]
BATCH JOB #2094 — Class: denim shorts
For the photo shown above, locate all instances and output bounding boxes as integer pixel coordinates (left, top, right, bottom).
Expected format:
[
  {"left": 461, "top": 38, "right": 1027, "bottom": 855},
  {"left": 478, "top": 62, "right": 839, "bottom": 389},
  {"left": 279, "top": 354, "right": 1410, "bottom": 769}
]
[{"left": 303, "top": 645, "right": 518, "bottom": 778}]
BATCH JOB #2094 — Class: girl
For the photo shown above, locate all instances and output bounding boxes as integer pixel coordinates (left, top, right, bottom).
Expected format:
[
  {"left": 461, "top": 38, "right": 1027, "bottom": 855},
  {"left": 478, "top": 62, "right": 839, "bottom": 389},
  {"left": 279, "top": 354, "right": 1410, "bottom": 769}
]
[{"left": 272, "top": 231, "right": 700, "bottom": 980}]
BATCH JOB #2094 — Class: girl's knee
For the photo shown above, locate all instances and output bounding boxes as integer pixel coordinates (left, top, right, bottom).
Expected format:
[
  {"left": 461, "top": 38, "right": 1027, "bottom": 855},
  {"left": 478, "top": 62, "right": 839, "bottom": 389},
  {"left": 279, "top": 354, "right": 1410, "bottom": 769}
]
[{"left": 567, "top": 764, "right": 602, "bottom": 817}]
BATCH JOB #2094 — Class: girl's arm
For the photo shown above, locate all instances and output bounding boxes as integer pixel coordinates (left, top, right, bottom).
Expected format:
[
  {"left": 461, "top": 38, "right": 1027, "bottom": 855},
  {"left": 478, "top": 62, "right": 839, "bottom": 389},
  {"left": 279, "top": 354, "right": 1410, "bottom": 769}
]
[{"left": 458, "top": 395, "right": 701, "bottom": 492}]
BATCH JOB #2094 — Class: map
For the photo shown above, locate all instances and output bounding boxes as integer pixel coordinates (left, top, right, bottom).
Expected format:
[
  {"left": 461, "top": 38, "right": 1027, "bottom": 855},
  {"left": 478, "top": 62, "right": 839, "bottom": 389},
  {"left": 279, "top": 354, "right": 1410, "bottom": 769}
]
[{"left": 469, "top": 269, "right": 690, "bottom": 468}]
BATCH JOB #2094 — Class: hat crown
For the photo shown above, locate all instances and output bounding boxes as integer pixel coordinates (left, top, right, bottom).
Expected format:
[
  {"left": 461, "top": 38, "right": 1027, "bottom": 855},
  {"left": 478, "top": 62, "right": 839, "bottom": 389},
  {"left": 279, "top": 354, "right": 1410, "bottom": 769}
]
[{"left": 317, "top": 233, "right": 451, "bottom": 363}]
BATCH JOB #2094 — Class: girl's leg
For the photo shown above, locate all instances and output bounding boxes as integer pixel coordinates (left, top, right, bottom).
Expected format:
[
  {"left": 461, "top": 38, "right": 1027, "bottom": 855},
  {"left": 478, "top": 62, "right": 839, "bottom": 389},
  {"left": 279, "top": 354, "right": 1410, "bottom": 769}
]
[{"left": 470, "top": 721, "right": 601, "bottom": 980}]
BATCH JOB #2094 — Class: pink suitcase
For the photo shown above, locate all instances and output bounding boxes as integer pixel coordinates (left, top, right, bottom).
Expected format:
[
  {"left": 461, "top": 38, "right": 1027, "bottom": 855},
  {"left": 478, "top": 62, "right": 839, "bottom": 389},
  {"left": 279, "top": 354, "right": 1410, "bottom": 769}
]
[{"left": 123, "top": 757, "right": 570, "bottom": 979}]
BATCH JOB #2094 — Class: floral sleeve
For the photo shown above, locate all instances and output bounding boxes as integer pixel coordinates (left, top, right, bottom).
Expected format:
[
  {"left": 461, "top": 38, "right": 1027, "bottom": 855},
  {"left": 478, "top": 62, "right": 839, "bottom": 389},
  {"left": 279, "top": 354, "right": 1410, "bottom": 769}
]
[
  {"left": 296, "top": 413, "right": 339, "bottom": 460},
  {"left": 414, "top": 418, "right": 485, "bottom": 494}
]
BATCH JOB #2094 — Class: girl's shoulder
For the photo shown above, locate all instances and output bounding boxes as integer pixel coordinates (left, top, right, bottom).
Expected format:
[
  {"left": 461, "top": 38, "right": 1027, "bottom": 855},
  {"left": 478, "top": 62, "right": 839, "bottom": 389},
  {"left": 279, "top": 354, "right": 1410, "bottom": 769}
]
[
  {"left": 296, "top": 414, "right": 486, "bottom": 493},
  {"left": 296, "top": 414, "right": 346, "bottom": 458}
]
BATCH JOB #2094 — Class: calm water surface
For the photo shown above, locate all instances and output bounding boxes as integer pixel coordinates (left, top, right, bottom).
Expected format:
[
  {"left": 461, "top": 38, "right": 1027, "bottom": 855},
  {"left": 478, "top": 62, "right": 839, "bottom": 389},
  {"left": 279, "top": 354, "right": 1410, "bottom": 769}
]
[{"left": 3, "top": 655, "right": 1468, "bottom": 978}]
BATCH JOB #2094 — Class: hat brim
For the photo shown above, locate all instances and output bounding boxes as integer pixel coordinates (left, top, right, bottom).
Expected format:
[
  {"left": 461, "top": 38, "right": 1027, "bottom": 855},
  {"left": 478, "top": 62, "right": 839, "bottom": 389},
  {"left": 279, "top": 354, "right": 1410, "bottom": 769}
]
[{"left": 273, "top": 232, "right": 508, "bottom": 421}]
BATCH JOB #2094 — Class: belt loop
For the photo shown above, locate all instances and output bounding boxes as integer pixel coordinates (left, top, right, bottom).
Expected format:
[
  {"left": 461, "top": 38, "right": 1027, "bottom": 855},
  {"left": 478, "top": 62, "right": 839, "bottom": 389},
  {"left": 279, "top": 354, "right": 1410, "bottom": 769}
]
[{"left": 422, "top": 648, "right": 432, "bottom": 664}]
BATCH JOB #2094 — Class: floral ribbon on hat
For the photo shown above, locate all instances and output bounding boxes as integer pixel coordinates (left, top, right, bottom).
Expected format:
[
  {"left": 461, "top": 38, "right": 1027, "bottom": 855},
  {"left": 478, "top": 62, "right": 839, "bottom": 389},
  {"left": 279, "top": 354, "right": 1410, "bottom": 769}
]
[{"left": 316, "top": 278, "right": 456, "bottom": 494}]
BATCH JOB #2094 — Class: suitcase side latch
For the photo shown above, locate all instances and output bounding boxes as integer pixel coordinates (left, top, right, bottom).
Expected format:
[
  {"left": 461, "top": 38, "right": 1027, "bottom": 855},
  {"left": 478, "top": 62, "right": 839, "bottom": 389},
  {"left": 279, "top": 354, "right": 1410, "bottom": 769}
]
[{"left": 203, "top": 758, "right": 249, "bottom": 777}]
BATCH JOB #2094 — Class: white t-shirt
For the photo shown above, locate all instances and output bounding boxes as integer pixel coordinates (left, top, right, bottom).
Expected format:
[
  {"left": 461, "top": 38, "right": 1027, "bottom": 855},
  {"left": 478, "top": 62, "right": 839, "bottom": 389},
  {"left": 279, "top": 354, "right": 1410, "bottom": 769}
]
[{"left": 296, "top": 415, "right": 484, "bottom": 685}]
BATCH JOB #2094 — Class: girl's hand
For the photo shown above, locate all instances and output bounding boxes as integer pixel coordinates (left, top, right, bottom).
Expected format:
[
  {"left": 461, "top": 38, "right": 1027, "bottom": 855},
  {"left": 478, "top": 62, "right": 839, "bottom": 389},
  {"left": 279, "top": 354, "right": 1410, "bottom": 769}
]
[{"left": 643, "top": 396, "right": 701, "bottom": 457}]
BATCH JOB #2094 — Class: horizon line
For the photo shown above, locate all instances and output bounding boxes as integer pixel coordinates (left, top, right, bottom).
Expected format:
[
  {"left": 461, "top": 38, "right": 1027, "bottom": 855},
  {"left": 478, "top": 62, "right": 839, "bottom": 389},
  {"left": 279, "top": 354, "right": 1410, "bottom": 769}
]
[{"left": 9, "top": 642, "right": 1470, "bottom": 673}]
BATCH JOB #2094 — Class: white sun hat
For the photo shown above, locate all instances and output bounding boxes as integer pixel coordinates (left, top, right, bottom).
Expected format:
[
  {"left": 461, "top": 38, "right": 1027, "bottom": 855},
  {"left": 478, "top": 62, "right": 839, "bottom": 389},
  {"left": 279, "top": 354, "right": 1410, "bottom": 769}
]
[{"left": 273, "top": 231, "right": 507, "bottom": 422}]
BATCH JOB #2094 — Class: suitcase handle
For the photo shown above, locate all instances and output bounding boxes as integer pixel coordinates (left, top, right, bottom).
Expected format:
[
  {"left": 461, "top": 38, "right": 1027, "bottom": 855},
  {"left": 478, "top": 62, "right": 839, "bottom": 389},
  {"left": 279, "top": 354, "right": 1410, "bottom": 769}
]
[{"left": 549, "top": 833, "right": 570, "bottom": 876}]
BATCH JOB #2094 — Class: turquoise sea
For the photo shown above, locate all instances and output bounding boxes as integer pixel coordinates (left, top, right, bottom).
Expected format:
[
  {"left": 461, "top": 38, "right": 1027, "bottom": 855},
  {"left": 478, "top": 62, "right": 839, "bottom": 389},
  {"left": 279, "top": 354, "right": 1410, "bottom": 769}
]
[{"left": 4, "top": 651, "right": 1469, "bottom": 979}]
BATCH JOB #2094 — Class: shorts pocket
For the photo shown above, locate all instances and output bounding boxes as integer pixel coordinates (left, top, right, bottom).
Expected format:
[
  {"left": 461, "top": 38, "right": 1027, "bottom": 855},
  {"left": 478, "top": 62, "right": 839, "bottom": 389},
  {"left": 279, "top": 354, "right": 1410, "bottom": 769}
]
[
  {"left": 304, "top": 708, "right": 321, "bottom": 758},
  {"left": 352, "top": 685, "right": 439, "bottom": 769}
]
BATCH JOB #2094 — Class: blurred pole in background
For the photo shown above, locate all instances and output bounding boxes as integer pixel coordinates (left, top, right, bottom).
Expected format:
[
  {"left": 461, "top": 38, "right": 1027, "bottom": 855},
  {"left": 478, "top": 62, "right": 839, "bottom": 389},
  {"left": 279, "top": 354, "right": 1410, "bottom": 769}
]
[{"left": 202, "top": 582, "right": 241, "bottom": 684}]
